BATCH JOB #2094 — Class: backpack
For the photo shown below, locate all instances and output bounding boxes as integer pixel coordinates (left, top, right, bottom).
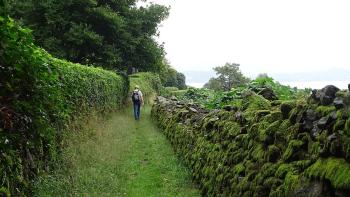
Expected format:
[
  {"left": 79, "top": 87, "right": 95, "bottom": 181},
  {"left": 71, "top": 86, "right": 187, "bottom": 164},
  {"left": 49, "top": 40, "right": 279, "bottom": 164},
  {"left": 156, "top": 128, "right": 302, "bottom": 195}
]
[{"left": 132, "top": 90, "right": 140, "bottom": 102}]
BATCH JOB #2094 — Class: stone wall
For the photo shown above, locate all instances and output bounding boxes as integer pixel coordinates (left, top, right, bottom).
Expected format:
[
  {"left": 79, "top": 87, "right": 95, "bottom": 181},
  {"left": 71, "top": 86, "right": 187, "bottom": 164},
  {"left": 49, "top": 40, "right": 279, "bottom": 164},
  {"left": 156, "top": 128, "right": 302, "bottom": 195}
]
[{"left": 152, "top": 85, "right": 350, "bottom": 196}]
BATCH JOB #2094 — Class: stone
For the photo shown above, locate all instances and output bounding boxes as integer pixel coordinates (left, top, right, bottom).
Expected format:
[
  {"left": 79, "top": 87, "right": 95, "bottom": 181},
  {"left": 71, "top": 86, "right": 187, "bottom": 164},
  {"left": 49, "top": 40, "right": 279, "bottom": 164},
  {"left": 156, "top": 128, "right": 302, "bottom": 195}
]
[
  {"left": 327, "top": 133, "right": 337, "bottom": 142},
  {"left": 320, "top": 85, "right": 340, "bottom": 105},
  {"left": 271, "top": 100, "right": 282, "bottom": 106},
  {"left": 305, "top": 109, "right": 317, "bottom": 121},
  {"left": 328, "top": 133, "right": 342, "bottom": 156},
  {"left": 317, "top": 116, "right": 329, "bottom": 130},
  {"left": 323, "top": 85, "right": 340, "bottom": 97},
  {"left": 258, "top": 87, "right": 278, "bottom": 101},
  {"left": 235, "top": 112, "right": 246, "bottom": 125},
  {"left": 281, "top": 102, "right": 294, "bottom": 119},
  {"left": 189, "top": 107, "right": 198, "bottom": 113},
  {"left": 170, "top": 96, "right": 178, "bottom": 101},
  {"left": 311, "top": 85, "right": 340, "bottom": 106},
  {"left": 293, "top": 180, "right": 332, "bottom": 197},
  {"left": 223, "top": 105, "right": 238, "bottom": 111},
  {"left": 333, "top": 97, "right": 344, "bottom": 109},
  {"left": 156, "top": 96, "right": 167, "bottom": 103},
  {"left": 256, "top": 110, "right": 270, "bottom": 120},
  {"left": 320, "top": 95, "right": 333, "bottom": 106},
  {"left": 311, "top": 89, "right": 320, "bottom": 101},
  {"left": 302, "top": 120, "right": 314, "bottom": 131},
  {"left": 329, "top": 111, "right": 337, "bottom": 121},
  {"left": 310, "top": 123, "right": 320, "bottom": 139}
]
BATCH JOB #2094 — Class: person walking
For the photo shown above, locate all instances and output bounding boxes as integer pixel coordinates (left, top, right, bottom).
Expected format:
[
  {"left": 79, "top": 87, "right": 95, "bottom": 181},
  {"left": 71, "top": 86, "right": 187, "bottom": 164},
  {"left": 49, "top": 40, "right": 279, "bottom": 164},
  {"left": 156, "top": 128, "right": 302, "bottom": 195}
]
[{"left": 131, "top": 85, "right": 144, "bottom": 120}]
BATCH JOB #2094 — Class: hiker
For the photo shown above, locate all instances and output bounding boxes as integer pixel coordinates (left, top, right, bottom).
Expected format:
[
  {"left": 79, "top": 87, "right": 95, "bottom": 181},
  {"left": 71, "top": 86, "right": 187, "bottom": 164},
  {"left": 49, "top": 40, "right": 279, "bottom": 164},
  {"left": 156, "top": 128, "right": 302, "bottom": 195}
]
[{"left": 132, "top": 85, "right": 144, "bottom": 120}]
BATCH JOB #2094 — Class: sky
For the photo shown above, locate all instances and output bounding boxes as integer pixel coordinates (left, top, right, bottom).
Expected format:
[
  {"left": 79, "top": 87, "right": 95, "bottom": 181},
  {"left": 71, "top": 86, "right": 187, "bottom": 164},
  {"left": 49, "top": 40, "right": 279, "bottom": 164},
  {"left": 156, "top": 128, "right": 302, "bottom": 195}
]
[{"left": 145, "top": 0, "right": 350, "bottom": 87}]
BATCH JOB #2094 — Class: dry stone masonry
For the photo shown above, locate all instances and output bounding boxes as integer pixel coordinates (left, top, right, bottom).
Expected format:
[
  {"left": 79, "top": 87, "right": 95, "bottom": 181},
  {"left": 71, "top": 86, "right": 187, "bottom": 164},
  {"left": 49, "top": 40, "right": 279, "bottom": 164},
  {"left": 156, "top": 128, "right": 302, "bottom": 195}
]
[{"left": 152, "top": 85, "right": 350, "bottom": 196}]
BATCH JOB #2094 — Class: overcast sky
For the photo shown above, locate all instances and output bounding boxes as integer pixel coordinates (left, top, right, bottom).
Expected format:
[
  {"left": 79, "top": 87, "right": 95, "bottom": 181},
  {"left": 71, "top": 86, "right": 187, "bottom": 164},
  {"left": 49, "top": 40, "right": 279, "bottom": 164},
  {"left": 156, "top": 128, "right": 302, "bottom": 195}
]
[{"left": 147, "top": 0, "right": 350, "bottom": 79}]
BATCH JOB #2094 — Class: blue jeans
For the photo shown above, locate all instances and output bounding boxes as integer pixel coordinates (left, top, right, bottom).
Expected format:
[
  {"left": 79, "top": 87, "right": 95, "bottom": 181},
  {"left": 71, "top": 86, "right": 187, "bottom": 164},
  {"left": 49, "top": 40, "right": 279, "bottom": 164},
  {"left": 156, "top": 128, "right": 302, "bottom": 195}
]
[{"left": 133, "top": 102, "right": 141, "bottom": 120}]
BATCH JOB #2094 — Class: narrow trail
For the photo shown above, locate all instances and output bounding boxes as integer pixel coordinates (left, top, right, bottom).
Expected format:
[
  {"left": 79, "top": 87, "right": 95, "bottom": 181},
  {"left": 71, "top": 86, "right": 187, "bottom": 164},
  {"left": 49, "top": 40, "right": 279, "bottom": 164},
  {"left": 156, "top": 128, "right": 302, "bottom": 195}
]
[{"left": 34, "top": 106, "right": 200, "bottom": 196}]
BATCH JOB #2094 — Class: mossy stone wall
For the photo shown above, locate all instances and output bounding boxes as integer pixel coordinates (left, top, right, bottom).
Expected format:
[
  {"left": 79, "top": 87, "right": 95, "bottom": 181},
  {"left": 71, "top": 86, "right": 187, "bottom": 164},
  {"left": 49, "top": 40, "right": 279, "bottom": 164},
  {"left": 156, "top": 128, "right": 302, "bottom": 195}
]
[{"left": 152, "top": 90, "right": 350, "bottom": 196}]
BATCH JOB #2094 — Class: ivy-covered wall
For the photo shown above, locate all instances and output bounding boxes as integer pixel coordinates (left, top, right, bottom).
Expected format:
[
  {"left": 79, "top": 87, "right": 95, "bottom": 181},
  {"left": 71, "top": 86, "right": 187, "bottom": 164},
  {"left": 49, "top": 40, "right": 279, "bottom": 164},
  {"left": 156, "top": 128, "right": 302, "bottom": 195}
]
[
  {"left": 152, "top": 87, "right": 350, "bottom": 196},
  {"left": 0, "top": 16, "right": 128, "bottom": 195}
]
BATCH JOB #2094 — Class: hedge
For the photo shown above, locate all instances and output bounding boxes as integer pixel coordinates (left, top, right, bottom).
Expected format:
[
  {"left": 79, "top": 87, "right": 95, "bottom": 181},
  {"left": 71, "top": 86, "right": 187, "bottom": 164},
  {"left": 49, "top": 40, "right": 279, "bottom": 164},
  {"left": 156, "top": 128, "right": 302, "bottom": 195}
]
[
  {"left": 0, "top": 16, "right": 128, "bottom": 195},
  {"left": 152, "top": 90, "right": 350, "bottom": 196}
]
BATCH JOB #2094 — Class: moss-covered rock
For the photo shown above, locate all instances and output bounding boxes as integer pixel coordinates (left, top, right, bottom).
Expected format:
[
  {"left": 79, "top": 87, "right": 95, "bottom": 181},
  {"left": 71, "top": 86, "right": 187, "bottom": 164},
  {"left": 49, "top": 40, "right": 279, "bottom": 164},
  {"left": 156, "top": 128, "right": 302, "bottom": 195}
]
[
  {"left": 152, "top": 86, "right": 350, "bottom": 196},
  {"left": 306, "top": 157, "right": 350, "bottom": 190},
  {"left": 316, "top": 105, "right": 336, "bottom": 117}
]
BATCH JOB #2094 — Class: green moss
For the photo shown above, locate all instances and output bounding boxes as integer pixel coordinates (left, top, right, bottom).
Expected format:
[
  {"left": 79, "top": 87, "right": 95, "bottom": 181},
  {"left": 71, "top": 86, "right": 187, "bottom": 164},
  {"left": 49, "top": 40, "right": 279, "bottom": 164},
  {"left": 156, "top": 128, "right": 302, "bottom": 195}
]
[
  {"left": 280, "top": 101, "right": 297, "bottom": 118},
  {"left": 315, "top": 105, "right": 336, "bottom": 117},
  {"left": 342, "top": 137, "right": 350, "bottom": 160},
  {"left": 234, "top": 163, "right": 245, "bottom": 175},
  {"left": 336, "top": 90, "right": 349, "bottom": 98},
  {"left": 251, "top": 144, "right": 265, "bottom": 162},
  {"left": 291, "top": 160, "right": 312, "bottom": 171},
  {"left": 306, "top": 157, "right": 350, "bottom": 189},
  {"left": 333, "top": 119, "right": 345, "bottom": 132},
  {"left": 283, "top": 172, "right": 300, "bottom": 193},
  {"left": 275, "top": 164, "right": 296, "bottom": 179},
  {"left": 346, "top": 118, "right": 350, "bottom": 136},
  {"left": 288, "top": 108, "right": 298, "bottom": 123},
  {"left": 275, "top": 120, "right": 291, "bottom": 141},
  {"left": 309, "top": 141, "right": 321, "bottom": 156},
  {"left": 223, "top": 122, "right": 241, "bottom": 137},
  {"left": 253, "top": 163, "right": 278, "bottom": 184},
  {"left": 255, "top": 110, "right": 271, "bottom": 121},
  {"left": 267, "top": 121, "right": 281, "bottom": 134},
  {"left": 0, "top": 187, "right": 10, "bottom": 197},
  {"left": 267, "top": 145, "right": 281, "bottom": 162},
  {"left": 243, "top": 93, "right": 271, "bottom": 111},
  {"left": 271, "top": 110, "right": 283, "bottom": 119},
  {"left": 282, "top": 140, "right": 304, "bottom": 161}
]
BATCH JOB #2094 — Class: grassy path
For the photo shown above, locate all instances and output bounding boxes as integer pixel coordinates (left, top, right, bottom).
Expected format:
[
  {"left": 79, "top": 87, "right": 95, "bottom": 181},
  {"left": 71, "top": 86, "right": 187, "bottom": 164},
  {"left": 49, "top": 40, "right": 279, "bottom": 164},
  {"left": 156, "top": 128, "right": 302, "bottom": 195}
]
[{"left": 34, "top": 106, "right": 200, "bottom": 196}]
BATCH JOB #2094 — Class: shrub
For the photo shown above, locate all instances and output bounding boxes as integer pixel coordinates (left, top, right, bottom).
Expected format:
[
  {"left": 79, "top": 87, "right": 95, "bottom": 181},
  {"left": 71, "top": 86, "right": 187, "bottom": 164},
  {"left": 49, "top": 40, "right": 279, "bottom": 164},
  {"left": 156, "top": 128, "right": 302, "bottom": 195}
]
[{"left": 0, "top": 16, "right": 128, "bottom": 195}]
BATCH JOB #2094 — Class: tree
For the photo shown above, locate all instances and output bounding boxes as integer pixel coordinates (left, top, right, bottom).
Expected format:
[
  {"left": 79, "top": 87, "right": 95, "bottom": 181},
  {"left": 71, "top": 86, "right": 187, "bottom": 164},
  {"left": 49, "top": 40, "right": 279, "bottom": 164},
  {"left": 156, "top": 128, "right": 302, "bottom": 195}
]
[
  {"left": 205, "top": 63, "right": 250, "bottom": 91},
  {"left": 8, "top": 0, "right": 169, "bottom": 72},
  {"left": 204, "top": 77, "right": 221, "bottom": 91},
  {"left": 175, "top": 72, "right": 186, "bottom": 90}
]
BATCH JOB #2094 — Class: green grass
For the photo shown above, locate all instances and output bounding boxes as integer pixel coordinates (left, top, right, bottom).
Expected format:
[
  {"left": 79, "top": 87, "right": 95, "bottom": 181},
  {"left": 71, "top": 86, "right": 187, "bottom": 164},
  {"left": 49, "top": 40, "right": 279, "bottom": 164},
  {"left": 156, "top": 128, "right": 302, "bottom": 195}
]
[{"left": 33, "top": 106, "right": 199, "bottom": 197}]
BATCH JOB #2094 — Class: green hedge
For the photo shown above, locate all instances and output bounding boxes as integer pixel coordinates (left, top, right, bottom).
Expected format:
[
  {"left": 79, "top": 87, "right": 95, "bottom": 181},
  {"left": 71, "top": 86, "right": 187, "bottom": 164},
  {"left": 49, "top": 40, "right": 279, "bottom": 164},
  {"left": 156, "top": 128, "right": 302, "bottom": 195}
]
[
  {"left": 0, "top": 16, "right": 128, "bottom": 195},
  {"left": 129, "top": 72, "right": 162, "bottom": 103},
  {"left": 159, "top": 87, "right": 187, "bottom": 98},
  {"left": 152, "top": 92, "right": 350, "bottom": 196}
]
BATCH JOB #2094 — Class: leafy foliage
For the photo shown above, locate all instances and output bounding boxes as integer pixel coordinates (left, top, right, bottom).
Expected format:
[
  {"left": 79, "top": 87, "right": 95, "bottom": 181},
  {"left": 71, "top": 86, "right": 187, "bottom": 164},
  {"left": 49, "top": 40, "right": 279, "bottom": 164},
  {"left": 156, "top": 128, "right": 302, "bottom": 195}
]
[
  {"left": 179, "top": 76, "right": 311, "bottom": 110},
  {"left": 8, "top": 0, "right": 169, "bottom": 72},
  {"left": 0, "top": 16, "right": 128, "bottom": 195}
]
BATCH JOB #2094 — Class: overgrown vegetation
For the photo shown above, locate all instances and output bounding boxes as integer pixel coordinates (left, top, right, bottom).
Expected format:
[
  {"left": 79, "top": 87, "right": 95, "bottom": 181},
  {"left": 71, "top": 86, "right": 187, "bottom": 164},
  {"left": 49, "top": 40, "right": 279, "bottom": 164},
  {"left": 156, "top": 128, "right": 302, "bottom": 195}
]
[
  {"left": 0, "top": 16, "right": 128, "bottom": 195},
  {"left": 176, "top": 76, "right": 311, "bottom": 109},
  {"left": 153, "top": 82, "right": 350, "bottom": 196}
]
